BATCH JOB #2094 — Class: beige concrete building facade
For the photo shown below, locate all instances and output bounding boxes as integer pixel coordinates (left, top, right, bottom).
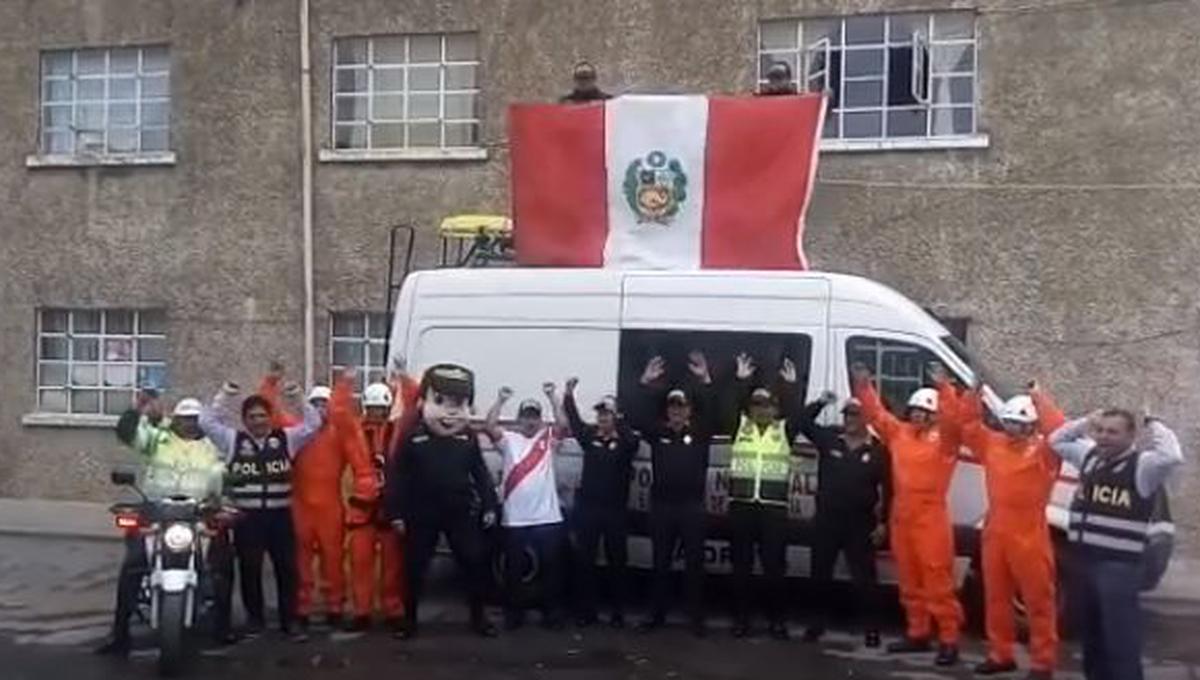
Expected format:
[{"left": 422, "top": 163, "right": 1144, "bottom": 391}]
[{"left": 0, "top": 0, "right": 1197, "bottom": 553}]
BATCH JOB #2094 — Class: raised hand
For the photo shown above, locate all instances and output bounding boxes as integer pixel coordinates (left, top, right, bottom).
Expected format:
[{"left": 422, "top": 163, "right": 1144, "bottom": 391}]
[
  {"left": 268, "top": 360, "right": 285, "bottom": 380},
  {"left": 565, "top": 377, "right": 580, "bottom": 395},
  {"left": 641, "top": 356, "right": 666, "bottom": 386},
  {"left": 498, "top": 386, "right": 514, "bottom": 402},
  {"left": 221, "top": 381, "right": 241, "bottom": 395},
  {"left": 542, "top": 381, "right": 557, "bottom": 397},
  {"left": 850, "top": 362, "right": 872, "bottom": 384},
  {"left": 735, "top": 353, "right": 756, "bottom": 380},
  {"left": 779, "top": 357, "right": 798, "bottom": 384},
  {"left": 687, "top": 350, "right": 710, "bottom": 382}
]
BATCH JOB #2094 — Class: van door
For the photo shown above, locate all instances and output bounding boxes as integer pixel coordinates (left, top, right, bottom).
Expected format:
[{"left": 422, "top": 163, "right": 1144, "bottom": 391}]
[{"left": 832, "top": 328, "right": 985, "bottom": 581}]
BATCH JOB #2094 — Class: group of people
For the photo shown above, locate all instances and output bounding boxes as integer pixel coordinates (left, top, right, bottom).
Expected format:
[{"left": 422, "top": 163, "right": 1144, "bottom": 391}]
[
  {"left": 557, "top": 58, "right": 799, "bottom": 103},
  {"left": 96, "top": 352, "right": 1183, "bottom": 680}
]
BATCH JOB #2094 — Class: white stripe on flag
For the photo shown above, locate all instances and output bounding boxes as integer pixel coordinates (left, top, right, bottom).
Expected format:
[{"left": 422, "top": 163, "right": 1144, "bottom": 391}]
[{"left": 604, "top": 95, "right": 709, "bottom": 270}]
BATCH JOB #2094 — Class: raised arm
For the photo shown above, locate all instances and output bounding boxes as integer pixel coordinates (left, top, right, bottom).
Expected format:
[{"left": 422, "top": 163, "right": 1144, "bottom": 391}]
[
  {"left": 562, "top": 378, "right": 589, "bottom": 439},
  {"left": 258, "top": 362, "right": 301, "bottom": 429},
  {"left": 483, "top": 387, "right": 512, "bottom": 444},
  {"left": 937, "top": 379, "right": 988, "bottom": 458},
  {"left": 1028, "top": 384, "right": 1067, "bottom": 436},
  {"left": 200, "top": 384, "right": 241, "bottom": 461},
  {"left": 1135, "top": 419, "right": 1184, "bottom": 498},
  {"left": 629, "top": 356, "right": 667, "bottom": 437},
  {"left": 851, "top": 365, "right": 901, "bottom": 443},
  {"left": 795, "top": 392, "right": 839, "bottom": 455},
  {"left": 686, "top": 350, "right": 716, "bottom": 438},
  {"left": 1048, "top": 416, "right": 1093, "bottom": 469},
  {"left": 544, "top": 381, "right": 570, "bottom": 438},
  {"left": 284, "top": 382, "right": 324, "bottom": 456}
]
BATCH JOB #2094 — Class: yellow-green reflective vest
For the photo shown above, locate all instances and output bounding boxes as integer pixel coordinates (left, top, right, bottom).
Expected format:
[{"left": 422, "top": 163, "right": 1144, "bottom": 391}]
[{"left": 729, "top": 415, "right": 791, "bottom": 505}]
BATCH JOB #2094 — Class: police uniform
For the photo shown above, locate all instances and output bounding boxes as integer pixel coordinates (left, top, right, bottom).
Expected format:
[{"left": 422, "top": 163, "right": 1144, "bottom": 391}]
[
  {"left": 228, "top": 429, "right": 299, "bottom": 631},
  {"left": 797, "top": 399, "right": 889, "bottom": 640},
  {"left": 630, "top": 384, "right": 713, "bottom": 632},
  {"left": 724, "top": 382, "right": 808, "bottom": 636},
  {"left": 1051, "top": 417, "right": 1183, "bottom": 680},
  {"left": 563, "top": 392, "right": 640, "bottom": 625},
  {"left": 385, "top": 422, "right": 499, "bottom": 636}
]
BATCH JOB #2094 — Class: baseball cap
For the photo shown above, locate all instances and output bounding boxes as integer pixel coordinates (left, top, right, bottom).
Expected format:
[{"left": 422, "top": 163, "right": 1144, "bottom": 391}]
[
  {"left": 593, "top": 395, "right": 618, "bottom": 413},
  {"left": 750, "top": 387, "right": 775, "bottom": 404},
  {"left": 666, "top": 389, "right": 689, "bottom": 405},
  {"left": 518, "top": 399, "right": 543, "bottom": 416}
]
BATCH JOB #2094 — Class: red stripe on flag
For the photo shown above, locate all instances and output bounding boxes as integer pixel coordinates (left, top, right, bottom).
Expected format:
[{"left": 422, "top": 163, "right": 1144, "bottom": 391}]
[
  {"left": 509, "top": 103, "right": 608, "bottom": 266},
  {"left": 701, "top": 95, "right": 826, "bottom": 270}
]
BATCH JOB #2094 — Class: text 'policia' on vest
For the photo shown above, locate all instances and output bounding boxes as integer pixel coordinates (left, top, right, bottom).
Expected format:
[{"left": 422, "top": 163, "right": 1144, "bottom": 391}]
[
  {"left": 729, "top": 415, "right": 791, "bottom": 505},
  {"left": 228, "top": 429, "right": 294, "bottom": 511},
  {"left": 1069, "top": 451, "right": 1155, "bottom": 560}
]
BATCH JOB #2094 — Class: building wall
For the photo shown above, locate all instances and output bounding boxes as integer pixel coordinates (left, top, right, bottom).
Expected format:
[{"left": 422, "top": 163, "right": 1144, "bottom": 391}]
[{"left": 1, "top": 0, "right": 1197, "bottom": 552}]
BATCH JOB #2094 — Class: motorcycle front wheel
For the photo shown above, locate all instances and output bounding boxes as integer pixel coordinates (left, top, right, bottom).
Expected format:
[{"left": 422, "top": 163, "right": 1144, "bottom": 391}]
[{"left": 158, "top": 591, "right": 188, "bottom": 677}]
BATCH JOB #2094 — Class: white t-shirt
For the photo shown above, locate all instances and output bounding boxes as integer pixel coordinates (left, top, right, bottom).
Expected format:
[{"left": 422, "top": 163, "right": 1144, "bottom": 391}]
[{"left": 499, "top": 429, "right": 563, "bottom": 527}]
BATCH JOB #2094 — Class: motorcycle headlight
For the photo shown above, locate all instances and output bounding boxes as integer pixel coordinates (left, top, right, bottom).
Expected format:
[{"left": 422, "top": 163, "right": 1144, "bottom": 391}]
[{"left": 162, "top": 523, "right": 195, "bottom": 553}]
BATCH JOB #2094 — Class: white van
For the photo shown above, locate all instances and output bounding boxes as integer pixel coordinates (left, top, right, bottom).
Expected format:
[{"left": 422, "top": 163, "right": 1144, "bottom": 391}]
[{"left": 386, "top": 268, "right": 1166, "bottom": 605}]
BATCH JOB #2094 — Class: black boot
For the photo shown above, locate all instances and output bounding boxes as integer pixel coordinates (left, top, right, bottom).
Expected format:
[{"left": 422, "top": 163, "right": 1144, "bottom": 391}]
[
  {"left": 864, "top": 630, "right": 881, "bottom": 648},
  {"left": 768, "top": 621, "right": 790, "bottom": 641},
  {"left": 609, "top": 612, "right": 625, "bottom": 629},
  {"left": 325, "top": 613, "right": 344, "bottom": 631},
  {"left": 636, "top": 614, "right": 665, "bottom": 633},
  {"left": 348, "top": 616, "right": 371, "bottom": 633},
  {"left": 974, "top": 659, "right": 1018, "bottom": 675},
  {"left": 471, "top": 618, "right": 499, "bottom": 638},
  {"left": 731, "top": 619, "right": 751, "bottom": 639},
  {"left": 886, "top": 637, "right": 932, "bottom": 653},
  {"left": 935, "top": 644, "right": 960, "bottom": 666},
  {"left": 93, "top": 634, "right": 131, "bottom": 658},
  {"left": 290, "top": 616, "right": 310, "bottom": 643},
  {"left": 802, "top": 625, "right": 824, "bottom": 643}
]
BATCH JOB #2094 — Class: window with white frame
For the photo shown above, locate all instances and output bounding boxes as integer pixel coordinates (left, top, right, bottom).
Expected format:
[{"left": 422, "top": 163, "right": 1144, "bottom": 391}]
[
  {"left": 330, "top": 312, "right": 391, "bottom": 391},
  {"left": 39, "top": 46, "right": 170, "bottom": 156},
  {"left": 37, "top": 309, "right": 167, "bottom": 415},
  {"left": 759, "top": 12, "right": 977, "bottom": 141},
  {"left": 332, "top": 33, "right": 480, "bottom": 150}
]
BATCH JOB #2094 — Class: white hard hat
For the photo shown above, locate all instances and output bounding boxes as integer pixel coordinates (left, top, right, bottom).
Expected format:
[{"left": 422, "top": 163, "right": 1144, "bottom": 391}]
[
  {"left": 362, "top": 382, "right": 393, "bottom": 408},
  {"left": 1000, "top": 395, "right": 1039, "bottom": 424},
  {"left": 307, "top": 385, "right": 332, "bottom": 403},
  {"left": 172, "top": 398, "right": 202, "bottom": 417},
  {"left": 907, "top": 387, "right": 939, "bottom": 413}
]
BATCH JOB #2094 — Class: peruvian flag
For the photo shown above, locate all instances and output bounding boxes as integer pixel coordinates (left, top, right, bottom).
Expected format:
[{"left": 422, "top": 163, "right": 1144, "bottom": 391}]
[{"left": 510, "top": 94, "right": 826, "bottom": 270}]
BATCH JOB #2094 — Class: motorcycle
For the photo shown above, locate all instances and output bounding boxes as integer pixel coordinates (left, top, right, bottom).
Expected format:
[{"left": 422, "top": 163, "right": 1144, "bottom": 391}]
[{"left": 109, "top": 469, "right": 235, "bottom": 677}]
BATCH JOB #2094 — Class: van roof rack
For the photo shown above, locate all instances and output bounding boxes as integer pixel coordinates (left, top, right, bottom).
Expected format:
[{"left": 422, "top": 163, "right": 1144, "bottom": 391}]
[{"left": 386, "top": 214, "right": 515, "bottom": 321}]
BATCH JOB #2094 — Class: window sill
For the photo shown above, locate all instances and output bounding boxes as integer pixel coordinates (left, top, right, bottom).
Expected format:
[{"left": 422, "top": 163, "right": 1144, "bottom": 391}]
[
  {"left": 318, "top": 147, "right": 489, "bottom": 163},
  {"left": 22, "top": 413, "right": 120, "bottom": 429},
  {"left": 820, "top": 134, "right": 990, "bottom": 153},
  {"left": 25, "top": 152, "right": 177, "bottom": 168}
]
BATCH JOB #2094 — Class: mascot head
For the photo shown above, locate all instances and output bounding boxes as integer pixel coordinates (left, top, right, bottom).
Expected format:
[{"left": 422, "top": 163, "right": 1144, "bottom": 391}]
[{"left": 419, "top": 363, "right": 475, "bottom": 436}]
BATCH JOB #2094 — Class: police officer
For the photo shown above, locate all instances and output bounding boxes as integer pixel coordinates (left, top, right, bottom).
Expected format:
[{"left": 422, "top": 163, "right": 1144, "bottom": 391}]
[
  {"left": 560, "top": 61, "right": 612, "bottom": 103},
  {"left": 630, "top": 352, "right": 714, "bottom": 638},
  {"left": 384, "top": 364, "right": 500, "bottom": 639},
  {"left": 1050, "top": 410, "right": 1183, "bottom": 680},
  {"left": 798, "top": 392, "right": 889, "bottom": 647},
  {"left": 563, "top": 379, "right": 640, "bottom": 628},
  {"left": 759, "top": 61, "right": 799, "bottom": 96},
  {"left": 200, "top": 382, "right": 323, "bottom": 636},
  {"left": 726, "top": 354, "right": 807, "bottom": 640}
]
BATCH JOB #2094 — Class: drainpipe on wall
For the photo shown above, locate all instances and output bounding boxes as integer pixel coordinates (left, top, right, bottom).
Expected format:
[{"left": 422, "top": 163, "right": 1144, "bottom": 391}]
[{"left": 299, "top": 0, "right": 316, "bottom": 390}]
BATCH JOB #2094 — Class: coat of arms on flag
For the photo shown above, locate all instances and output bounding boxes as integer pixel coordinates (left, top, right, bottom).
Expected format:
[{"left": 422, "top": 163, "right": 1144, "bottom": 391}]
[{"left": 624, "top": 150, "right": 688, "bottom": 224}]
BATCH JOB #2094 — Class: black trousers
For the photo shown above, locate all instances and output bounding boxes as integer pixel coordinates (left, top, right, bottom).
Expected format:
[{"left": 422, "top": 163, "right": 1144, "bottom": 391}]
[
  {"left": 729, "top": 501, "right": 790, "bottom": 625},
  {"left": 810, "top": 510, "right": 879, "bottom": 630},
  {"left": 111, "top": 530, "right": 235, "bottom": 642},
  {"left": 504, "top": 522, "right": 567, "bottom": 621},
  {"left": 404, "top": 510, "right": 490, "bottom": 628},
  {"left": 574, "top": 505, "right": 629, "bottom": 619},
  {"left": 234, "top": 508, "right": 296, "bottom": 630},
  {"left": 650, "top": 500, "right": 706, "bottom": 622}
]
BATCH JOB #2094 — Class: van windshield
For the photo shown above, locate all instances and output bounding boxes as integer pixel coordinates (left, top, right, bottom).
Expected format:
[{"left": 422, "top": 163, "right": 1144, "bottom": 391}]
[{"left": 941, "top": 334, "right": 1017, "bottom": 400}]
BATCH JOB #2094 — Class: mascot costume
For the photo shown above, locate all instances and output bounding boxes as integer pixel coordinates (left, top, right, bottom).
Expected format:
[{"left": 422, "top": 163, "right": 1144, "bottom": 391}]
[
  {"left": 260, "top": 368, "right": 376, "bottom": 631},
  {"left": 384, "top": 363, "right": 500, "bottom": 639},
  {"left": 345, "top": 374, "right": 419, "bottom": 632}
]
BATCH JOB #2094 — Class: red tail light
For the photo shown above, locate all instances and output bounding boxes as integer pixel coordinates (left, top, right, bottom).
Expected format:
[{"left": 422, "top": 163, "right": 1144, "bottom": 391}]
[{"left": 115, "top": 514, "right": 141, "bottom": 530}]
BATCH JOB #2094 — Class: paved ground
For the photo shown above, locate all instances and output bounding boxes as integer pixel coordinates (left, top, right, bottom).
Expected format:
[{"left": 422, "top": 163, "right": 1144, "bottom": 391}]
[{"left": 3, "top": 533, "right": 1200, "bottom": 679}]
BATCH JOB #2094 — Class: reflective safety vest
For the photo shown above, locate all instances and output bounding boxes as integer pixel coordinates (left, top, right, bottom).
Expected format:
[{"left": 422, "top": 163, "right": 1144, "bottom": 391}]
[
  {"left": 729, "top": 416, "right": 791, "bottom": 505},
  {"left": 228, "top": 429, "right": 293, "bottom": 511},
  {"left": 1069, "top": 449, "right": 1153, "bottom": 561}
]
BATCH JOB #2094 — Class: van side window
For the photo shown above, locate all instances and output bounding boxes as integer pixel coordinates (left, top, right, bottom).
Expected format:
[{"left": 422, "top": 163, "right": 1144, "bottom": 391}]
[
  {"left": 618, "top": 329, "right": 813, "bottom": 438},
  {"left": 847, "top": 335, "right": 950, "bottom": 416}
]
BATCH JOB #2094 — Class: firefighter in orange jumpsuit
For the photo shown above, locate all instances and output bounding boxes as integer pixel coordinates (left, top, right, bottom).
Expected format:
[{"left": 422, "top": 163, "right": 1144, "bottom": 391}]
[
  {"left": 940, "top": 383, "right": 1065, "bottom": 680},
  {"left": 345, "top": 379, "right": 418, "bottom": 633},
  {"left": 262, "top": 368, "right": 376, "bottom": 637},
  {"left": 852, "top": 363, "right": 964, "bottom": 666}
]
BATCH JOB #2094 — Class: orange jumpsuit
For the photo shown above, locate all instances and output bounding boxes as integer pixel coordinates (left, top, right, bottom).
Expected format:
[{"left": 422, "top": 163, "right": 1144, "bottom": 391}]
[
  {"left": 346, "top": 375, "right": 420, "bottom": 622},
  {"left": 263, "top": 375, "right": 376, "bottom": 620},
  {"left": 942, "top": 386, "right": 1065, "bottom": 672},
  {"left": 854, "top": 379, "right": 964, "bottom": 645}
]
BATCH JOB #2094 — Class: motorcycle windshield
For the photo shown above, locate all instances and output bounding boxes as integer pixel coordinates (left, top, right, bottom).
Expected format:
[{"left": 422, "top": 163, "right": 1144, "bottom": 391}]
[{"left": 141, "top": 464, "right": 223, "bottom": 501}]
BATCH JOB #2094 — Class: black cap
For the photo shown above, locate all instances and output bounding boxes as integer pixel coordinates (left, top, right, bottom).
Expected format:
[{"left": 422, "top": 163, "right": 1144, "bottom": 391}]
[
  {"left": 421, "top": 363, "right": 475, "bottom": 404},
  {"left": 518, "top": 399, "right": 543, "bottom": 417},
  {"left": 573, "top": 61, "right": 597, "bottom": 79},
  {"left": 766, "top": 61, "right": 792, "bottom": 80}
]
